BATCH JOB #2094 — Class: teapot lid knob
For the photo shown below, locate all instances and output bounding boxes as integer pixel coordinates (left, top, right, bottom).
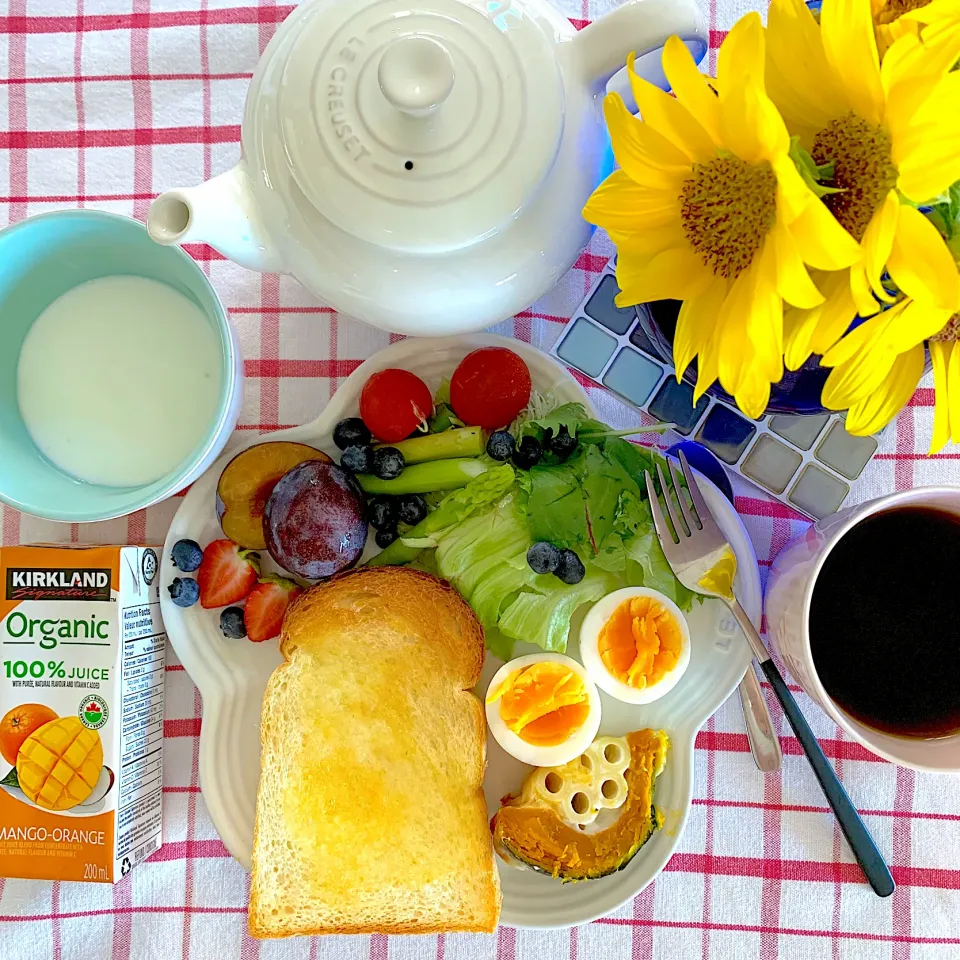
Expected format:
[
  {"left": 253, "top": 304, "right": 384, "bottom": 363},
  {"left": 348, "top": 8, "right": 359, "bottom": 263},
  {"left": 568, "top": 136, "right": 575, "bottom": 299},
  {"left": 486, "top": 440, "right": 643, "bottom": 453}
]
[{"left": 378, "top": 37, "right": 455, "bottom": 116}]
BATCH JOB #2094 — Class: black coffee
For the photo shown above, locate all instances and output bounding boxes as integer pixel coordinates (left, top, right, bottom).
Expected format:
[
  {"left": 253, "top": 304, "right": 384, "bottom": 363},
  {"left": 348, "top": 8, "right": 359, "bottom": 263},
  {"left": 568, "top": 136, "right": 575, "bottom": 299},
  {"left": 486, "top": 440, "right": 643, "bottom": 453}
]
[{"left": 809, "top": 506, "right": 960, "bottom": 739}]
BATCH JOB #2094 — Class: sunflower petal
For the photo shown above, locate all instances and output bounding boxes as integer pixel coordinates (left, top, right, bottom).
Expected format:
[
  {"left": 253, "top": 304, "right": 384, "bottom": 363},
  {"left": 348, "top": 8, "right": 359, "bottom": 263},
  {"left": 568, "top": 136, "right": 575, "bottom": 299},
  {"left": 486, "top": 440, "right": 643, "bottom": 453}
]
[
  {"left": 849, "top": 262, "right": 883, "bottom": 319},
  {"left": 783, "top": 303, "right": 823, "bottom": 370},
  {"left": 583, "top": 172, "right": 681, "bottom": 235},
  {"left": 950, "top": 339, "right": 960, "bottom": 445},
  {"left": 718, "top": 12, "right": 766, "bottom": 88},
  {"left": 716, "top": 264, "right": 758, "bottom": 395},
  {"left": 662, "top": 36, "right": 722, "bottom": 144},
  {"left": 719, "top": 75, "right": 789, "bottom": 164},
  {"left": 694, "top": 332, "right": 721, "bottom": 404},
  {"left": 844, "top": 345, "right": 925, "bottom": 435},
  {"left": 718, "top": 256, "right": 782, "bottom": 398},
  {"left": 601, "top": 94, "right": 691, "bottom": 190},
  {"left": 808, "top": 271, "right": 863, "bottom": 355},
  {"left": 628, "top": 54, "right": 717, "bottom": 164},
  {"left": 765, "top": 0, "right": 851, "bottom": 136},
  {"left": 786, "top": 189, "right": 862, "bottom": 270},
  {"left": 771, "top": 218, "right": 824, "bottom": 309},
  {"left": 820, "top": 0, "right": 884, "bottom": 127},
  {"left": 930, "top": 338, "right": 952, "bottom": 454},
  {"left": 822, "top": 341, "right": 896, "bottom": 408},
  {"left": 896, "top": 72, "right": 960, "bottom": 199},
  {"left": 883, "top": 30, "right": 960, "bottom": 134},
  {"left": 674, "top": 279, "right": 727, "bottom": 378},
  {"left": 860, "top": 191, "right": 899, "bottom": 304},
  {"left": 887, "top": 205, "right": 960, "bottom": 311},
  {"left": 734, "top": 365, "right": 773, "bottom": 420},
  {"left": 881, "top": 299, "right": 955, "bottom": 353},
  {"left": 821, "top": 299, "right": 907, "bottom": 368},
  {"left": 616, "top": 245, "right": 712, "bottom": 305},
  {"left": 609, "top": 219, "right": 688, "bottom": 258}
]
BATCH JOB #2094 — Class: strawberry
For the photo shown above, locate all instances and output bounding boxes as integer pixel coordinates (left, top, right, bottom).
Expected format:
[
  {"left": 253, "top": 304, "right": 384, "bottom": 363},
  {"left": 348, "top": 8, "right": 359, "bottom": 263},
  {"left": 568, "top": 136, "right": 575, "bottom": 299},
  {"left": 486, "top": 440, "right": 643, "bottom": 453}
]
[
  {"left": 244, "top": 575, "right": 303, "bottom": 643},
  {"left": 197, "top": 540, "right": 260, "bottom": 609}
]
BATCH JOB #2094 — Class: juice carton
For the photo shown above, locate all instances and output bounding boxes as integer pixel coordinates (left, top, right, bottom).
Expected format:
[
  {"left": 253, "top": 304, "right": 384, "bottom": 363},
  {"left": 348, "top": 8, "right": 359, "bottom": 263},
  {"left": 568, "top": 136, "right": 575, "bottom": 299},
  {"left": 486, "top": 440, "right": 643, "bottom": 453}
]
[{"left": 0, "top": 545, "right": 164, "bottom": 883}]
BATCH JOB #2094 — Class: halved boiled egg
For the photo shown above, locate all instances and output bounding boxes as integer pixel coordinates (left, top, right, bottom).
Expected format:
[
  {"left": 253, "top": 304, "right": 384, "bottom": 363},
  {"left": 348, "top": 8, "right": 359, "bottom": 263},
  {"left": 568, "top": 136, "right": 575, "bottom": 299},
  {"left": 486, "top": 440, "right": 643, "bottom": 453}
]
[
  {"left": 485, "top": 653, "right": 602, "bottom": 767},
  {"left": 579, "top": 587, "right": 691, "bottom": 704}
]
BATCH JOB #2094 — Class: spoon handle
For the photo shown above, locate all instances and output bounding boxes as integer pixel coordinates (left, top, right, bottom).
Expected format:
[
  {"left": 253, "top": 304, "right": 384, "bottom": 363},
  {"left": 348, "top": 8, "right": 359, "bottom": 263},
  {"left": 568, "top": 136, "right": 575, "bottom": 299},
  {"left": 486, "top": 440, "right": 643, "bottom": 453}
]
[
  {"left": 759, "top": 658, "right": 896, "bottom": 898},
  {"left": 738, "top": 665, "right": 783, "bottom": 772}
]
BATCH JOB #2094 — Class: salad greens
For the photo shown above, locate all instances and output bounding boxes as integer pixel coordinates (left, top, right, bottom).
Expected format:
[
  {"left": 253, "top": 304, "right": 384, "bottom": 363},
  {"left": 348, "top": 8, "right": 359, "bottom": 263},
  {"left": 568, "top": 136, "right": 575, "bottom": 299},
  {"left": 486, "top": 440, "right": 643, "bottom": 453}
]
[{"left": 368, "top": 399, "right": 694, "bottom": 658}]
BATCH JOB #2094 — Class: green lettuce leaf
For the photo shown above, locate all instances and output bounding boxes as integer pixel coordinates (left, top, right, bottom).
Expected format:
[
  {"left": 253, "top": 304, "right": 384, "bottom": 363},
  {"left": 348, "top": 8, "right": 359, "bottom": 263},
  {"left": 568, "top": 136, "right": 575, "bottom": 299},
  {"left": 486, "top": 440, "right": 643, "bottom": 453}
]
[{"left": 497, "top": 569, "right": 614, "bottom": 652}]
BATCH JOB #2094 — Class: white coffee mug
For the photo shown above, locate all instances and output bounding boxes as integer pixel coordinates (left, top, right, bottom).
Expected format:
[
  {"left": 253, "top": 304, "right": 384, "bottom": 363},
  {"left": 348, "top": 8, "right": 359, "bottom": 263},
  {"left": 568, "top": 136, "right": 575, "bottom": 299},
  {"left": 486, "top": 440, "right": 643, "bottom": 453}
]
[{"left": 766, "top": 485, "right": 960, "bottom": 773}]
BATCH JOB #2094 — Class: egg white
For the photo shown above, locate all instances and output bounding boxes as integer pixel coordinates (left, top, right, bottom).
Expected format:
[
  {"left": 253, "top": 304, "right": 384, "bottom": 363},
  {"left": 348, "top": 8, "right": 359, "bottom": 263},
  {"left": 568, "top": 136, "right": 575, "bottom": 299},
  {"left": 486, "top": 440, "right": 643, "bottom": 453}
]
[
  {"left": 485, "top": 652, "right": 602, "bottom": 767},
  {"left": 579, "top": 587, "right": 691, "bottom": 705}
]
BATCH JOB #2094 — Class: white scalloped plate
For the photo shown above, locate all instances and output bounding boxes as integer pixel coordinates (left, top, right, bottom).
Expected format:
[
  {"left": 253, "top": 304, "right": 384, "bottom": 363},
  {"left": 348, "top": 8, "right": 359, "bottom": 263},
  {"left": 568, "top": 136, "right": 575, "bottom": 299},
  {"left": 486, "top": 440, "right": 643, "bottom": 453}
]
[{"left": 159, "top": 334, "right": 760, "bottom": 930}]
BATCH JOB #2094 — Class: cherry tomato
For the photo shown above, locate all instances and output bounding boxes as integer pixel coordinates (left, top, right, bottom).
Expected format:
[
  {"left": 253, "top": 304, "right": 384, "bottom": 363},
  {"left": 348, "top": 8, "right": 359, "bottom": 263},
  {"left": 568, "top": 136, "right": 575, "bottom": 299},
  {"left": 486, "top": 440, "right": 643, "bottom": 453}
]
[
  {"left": 360, "top": 369, "right": 433, "bottom": 443},
  {"left": 449, "top": 348, "right": 532, "bottom": 430}
]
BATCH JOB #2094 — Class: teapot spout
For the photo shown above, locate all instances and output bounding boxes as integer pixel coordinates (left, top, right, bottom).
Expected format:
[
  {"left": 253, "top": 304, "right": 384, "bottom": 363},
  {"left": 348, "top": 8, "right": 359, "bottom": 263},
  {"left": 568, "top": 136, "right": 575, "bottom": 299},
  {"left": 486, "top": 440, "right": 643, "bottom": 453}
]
[{"left": 147, "top": 164, "right": 283, "bottom": 274}]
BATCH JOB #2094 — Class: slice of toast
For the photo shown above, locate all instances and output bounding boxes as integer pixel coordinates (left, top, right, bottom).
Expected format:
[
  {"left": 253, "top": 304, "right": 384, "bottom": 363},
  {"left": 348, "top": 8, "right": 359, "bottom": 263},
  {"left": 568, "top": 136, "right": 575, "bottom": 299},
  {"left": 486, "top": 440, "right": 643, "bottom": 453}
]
[{"left": 249, "top": 567, "right": 500, "bottom": 937}]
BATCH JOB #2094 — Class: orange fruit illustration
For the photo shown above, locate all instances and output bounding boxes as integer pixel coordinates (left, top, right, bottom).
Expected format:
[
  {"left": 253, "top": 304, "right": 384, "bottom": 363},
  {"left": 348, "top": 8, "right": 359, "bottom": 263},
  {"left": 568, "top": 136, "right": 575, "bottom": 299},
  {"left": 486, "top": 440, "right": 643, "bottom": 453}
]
[{"left": 0, "top": 703, "right": 59, "bottom": 766}]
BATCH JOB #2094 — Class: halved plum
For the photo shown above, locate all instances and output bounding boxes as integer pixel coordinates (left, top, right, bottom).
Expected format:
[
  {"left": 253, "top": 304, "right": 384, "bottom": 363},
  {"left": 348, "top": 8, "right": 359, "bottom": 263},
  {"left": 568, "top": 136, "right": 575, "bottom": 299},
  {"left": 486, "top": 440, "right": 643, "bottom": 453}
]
[
  {"left": 264, "top": 460, "right": 367, "bottom": 580},
  {"left": 216, "top": 442, "right": 331, "bottom": 549}
]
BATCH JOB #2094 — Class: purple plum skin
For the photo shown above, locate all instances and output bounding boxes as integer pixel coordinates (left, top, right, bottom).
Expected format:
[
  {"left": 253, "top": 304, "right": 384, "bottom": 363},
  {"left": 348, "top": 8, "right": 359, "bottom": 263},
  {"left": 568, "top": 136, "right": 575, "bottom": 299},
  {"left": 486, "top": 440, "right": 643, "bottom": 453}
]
[{"left": 263, "top": 460, "right": 368, "bottom": 580}]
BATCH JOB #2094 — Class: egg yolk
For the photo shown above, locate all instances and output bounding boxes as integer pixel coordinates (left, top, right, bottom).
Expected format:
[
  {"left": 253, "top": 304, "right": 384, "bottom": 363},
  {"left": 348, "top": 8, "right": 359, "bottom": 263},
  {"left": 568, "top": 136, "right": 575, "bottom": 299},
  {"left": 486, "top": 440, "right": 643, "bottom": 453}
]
[
  {"left": 698, "top": 547, "right": 737, "bottom": 601},
  {"left": 598, "top": 596, "right": 682, "bottom": 690},
  {"left": 487, "top": 662, "right": 590, "bottom": 746}
]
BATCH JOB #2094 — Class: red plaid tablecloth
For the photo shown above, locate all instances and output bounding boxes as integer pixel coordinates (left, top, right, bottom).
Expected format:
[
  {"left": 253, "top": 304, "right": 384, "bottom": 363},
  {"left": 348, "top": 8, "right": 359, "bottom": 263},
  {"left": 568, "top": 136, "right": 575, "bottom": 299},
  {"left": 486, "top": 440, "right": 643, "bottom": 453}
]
[{"left": 1, "top": 1, "right": 959, "bottom": 957}]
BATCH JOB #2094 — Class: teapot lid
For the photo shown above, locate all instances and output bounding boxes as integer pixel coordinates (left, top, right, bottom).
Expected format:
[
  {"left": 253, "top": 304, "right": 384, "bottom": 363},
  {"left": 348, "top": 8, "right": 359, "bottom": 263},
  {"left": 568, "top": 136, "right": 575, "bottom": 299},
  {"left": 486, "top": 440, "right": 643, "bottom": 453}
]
[{"left": 277, "top": 0, "right": 565, "bottom": 254}]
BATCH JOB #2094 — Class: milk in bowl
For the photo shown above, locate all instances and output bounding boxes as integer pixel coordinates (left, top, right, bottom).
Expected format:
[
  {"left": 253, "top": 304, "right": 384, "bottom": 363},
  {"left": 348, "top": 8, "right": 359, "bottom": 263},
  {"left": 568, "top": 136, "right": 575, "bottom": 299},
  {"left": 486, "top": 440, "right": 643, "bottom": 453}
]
[
  {"left": 0, "top": 210, "right": 241, "bottom": 523},
  {"left": 17, "top": 276, "right": 223, "bottom": 487}
]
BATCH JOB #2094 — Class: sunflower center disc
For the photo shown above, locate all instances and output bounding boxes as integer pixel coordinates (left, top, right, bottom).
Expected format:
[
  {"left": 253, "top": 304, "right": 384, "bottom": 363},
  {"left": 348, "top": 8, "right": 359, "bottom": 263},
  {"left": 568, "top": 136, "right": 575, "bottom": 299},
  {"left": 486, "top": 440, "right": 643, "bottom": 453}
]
[
  {"left": 812, "top": 112, "right": 899, "bottom": 241},
  {"left": 875, "top": 0, "right": 932, "bottom": 26},
  {"left": 679, "top": 156, "right": 778, "bottom": 280},
  {"left": 931, "top": 314, "right": 960, "bottom": 342}
]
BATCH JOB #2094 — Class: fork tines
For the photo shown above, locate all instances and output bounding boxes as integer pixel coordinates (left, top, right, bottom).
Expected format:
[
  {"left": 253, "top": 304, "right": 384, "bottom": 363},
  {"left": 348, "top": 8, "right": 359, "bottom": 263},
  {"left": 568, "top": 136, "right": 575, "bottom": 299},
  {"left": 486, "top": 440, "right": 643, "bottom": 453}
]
[{"left": 644, "top": 450, "right": 719, "bottom": 544}]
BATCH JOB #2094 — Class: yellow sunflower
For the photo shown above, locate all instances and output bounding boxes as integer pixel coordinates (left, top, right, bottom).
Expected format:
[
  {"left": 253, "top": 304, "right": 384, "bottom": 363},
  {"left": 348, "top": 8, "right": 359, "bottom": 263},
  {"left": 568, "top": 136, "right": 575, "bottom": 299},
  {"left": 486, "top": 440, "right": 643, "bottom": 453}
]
[
  {"left": 582, "top": 14, "right": 859, "bottom": 419},
  {"left": 765, "top": 0, "right": 960, "bottom": 440},
  {"left": 930, "top": 317, "right": 960, "bottom": 450},
  {"left": 871, "top": 0, "right": 960, "bottom": 54},
  {"left": 818, "top": 293, "right": 956, "bottom": 445}
]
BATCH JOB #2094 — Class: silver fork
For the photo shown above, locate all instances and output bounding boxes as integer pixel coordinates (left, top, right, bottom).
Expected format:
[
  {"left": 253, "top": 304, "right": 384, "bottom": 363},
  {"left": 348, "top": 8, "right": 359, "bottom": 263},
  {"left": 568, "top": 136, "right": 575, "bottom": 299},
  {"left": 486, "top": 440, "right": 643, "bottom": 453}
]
[{"left": 645, "top": 451, "right": 895, "bottom": 899}]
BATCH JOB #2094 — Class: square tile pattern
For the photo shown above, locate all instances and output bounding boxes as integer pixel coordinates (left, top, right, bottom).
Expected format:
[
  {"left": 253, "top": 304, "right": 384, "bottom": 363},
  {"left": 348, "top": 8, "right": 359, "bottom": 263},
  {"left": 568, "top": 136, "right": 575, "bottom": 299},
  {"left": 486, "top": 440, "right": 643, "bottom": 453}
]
[{"left": 552, "top": 260, "right": 882, "bottom": 520}]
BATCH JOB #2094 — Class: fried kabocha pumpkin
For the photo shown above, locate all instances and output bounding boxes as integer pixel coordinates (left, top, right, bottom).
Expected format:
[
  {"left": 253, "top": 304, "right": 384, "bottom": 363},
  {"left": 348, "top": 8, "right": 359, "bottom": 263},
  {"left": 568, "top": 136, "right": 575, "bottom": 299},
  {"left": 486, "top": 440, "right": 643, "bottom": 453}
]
[{"left": 491, "top": 729, "right": 668, "bottom": 881}]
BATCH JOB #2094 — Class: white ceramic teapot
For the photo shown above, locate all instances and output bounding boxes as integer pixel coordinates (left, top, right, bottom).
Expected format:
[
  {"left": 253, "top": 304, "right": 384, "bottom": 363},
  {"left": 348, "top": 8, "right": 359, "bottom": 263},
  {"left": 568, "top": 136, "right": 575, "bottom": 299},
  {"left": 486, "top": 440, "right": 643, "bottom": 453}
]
[{"left": 147, "top": 0, "right": 705, "bottom": 335}]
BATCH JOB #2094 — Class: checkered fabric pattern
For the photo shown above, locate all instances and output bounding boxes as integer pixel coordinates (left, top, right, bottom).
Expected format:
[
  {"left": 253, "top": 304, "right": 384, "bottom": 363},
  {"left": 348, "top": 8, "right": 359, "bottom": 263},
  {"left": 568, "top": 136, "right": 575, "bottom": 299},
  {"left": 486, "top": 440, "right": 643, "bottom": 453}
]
[{"left": 1, "top": 0, "right": 959, "bottom": 957}]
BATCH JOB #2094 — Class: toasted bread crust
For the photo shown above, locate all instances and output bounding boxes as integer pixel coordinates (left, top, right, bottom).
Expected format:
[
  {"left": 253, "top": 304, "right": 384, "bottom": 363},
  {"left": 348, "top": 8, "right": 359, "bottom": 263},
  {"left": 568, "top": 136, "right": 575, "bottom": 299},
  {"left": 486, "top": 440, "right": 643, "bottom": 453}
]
[{"left": 249, "top": 566, "right": 500, "bottom": 937}]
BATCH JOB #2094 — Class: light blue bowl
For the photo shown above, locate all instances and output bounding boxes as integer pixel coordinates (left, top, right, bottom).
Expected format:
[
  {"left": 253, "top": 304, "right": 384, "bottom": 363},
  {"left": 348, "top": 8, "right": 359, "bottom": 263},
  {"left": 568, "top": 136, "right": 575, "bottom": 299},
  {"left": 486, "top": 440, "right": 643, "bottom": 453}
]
[{"left": 0, "top": 210, "right": 243, "bottom": 523}]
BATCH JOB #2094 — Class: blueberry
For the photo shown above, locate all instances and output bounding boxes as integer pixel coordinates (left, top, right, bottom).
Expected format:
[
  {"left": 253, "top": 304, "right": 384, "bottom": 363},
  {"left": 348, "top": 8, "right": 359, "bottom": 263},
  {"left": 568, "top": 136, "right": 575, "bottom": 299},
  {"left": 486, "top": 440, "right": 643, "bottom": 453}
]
[
  {"left": 167, "top": 577, "right": 200, "bottom": 607},
  {"left": 333, "top": 418, "right": 371, "bottom": 451},
  {"left": 486, "top": 430, "right": 516, "bottom": 462},
  {"left": 341, "top": 443, "right": 374, "bottom": 473},
  {"left": 368, "top": 495, "right": 398, "bottom": 531},
  {"left": 219, "top": 606, "right": 246, "bottom": 638},
  {"left": 527, "top": 541, "right": 561, "bottom": 575},
  {"left": 372, "top": 446, "right": 405, "bottom": 480},
  {"left": 171, "top": 538, "right": 203, "bottom": 572},
  {"left": 375, "top": 526, "right": 399, "bottom": 549},
  {"left": 547, "top": 424, "right": 578, "bottom": 462},
  {"left": 512, "top": 435, "right": 542, "bottom": 470},
  {"left": 397, "top": 494, "right": 427, "bottom": 526},
  {"left": 555, "top": 549, "right": 586, "bottom": 585}
]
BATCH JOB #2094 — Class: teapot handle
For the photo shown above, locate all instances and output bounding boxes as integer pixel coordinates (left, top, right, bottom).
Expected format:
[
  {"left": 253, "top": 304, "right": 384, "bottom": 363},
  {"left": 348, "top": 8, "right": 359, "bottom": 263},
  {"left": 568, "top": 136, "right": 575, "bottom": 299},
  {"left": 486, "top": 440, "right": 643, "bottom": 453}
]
[{"left": 569, "top": 0, "right": 707, "bottom": 91}]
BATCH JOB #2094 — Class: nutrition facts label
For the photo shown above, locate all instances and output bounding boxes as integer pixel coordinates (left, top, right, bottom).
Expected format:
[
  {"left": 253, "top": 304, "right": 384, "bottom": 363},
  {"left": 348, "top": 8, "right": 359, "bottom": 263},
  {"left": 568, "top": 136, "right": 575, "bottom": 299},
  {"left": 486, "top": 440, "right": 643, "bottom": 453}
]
[{"left": 117, "top": 601, "right": 165, "bottom": 867}]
